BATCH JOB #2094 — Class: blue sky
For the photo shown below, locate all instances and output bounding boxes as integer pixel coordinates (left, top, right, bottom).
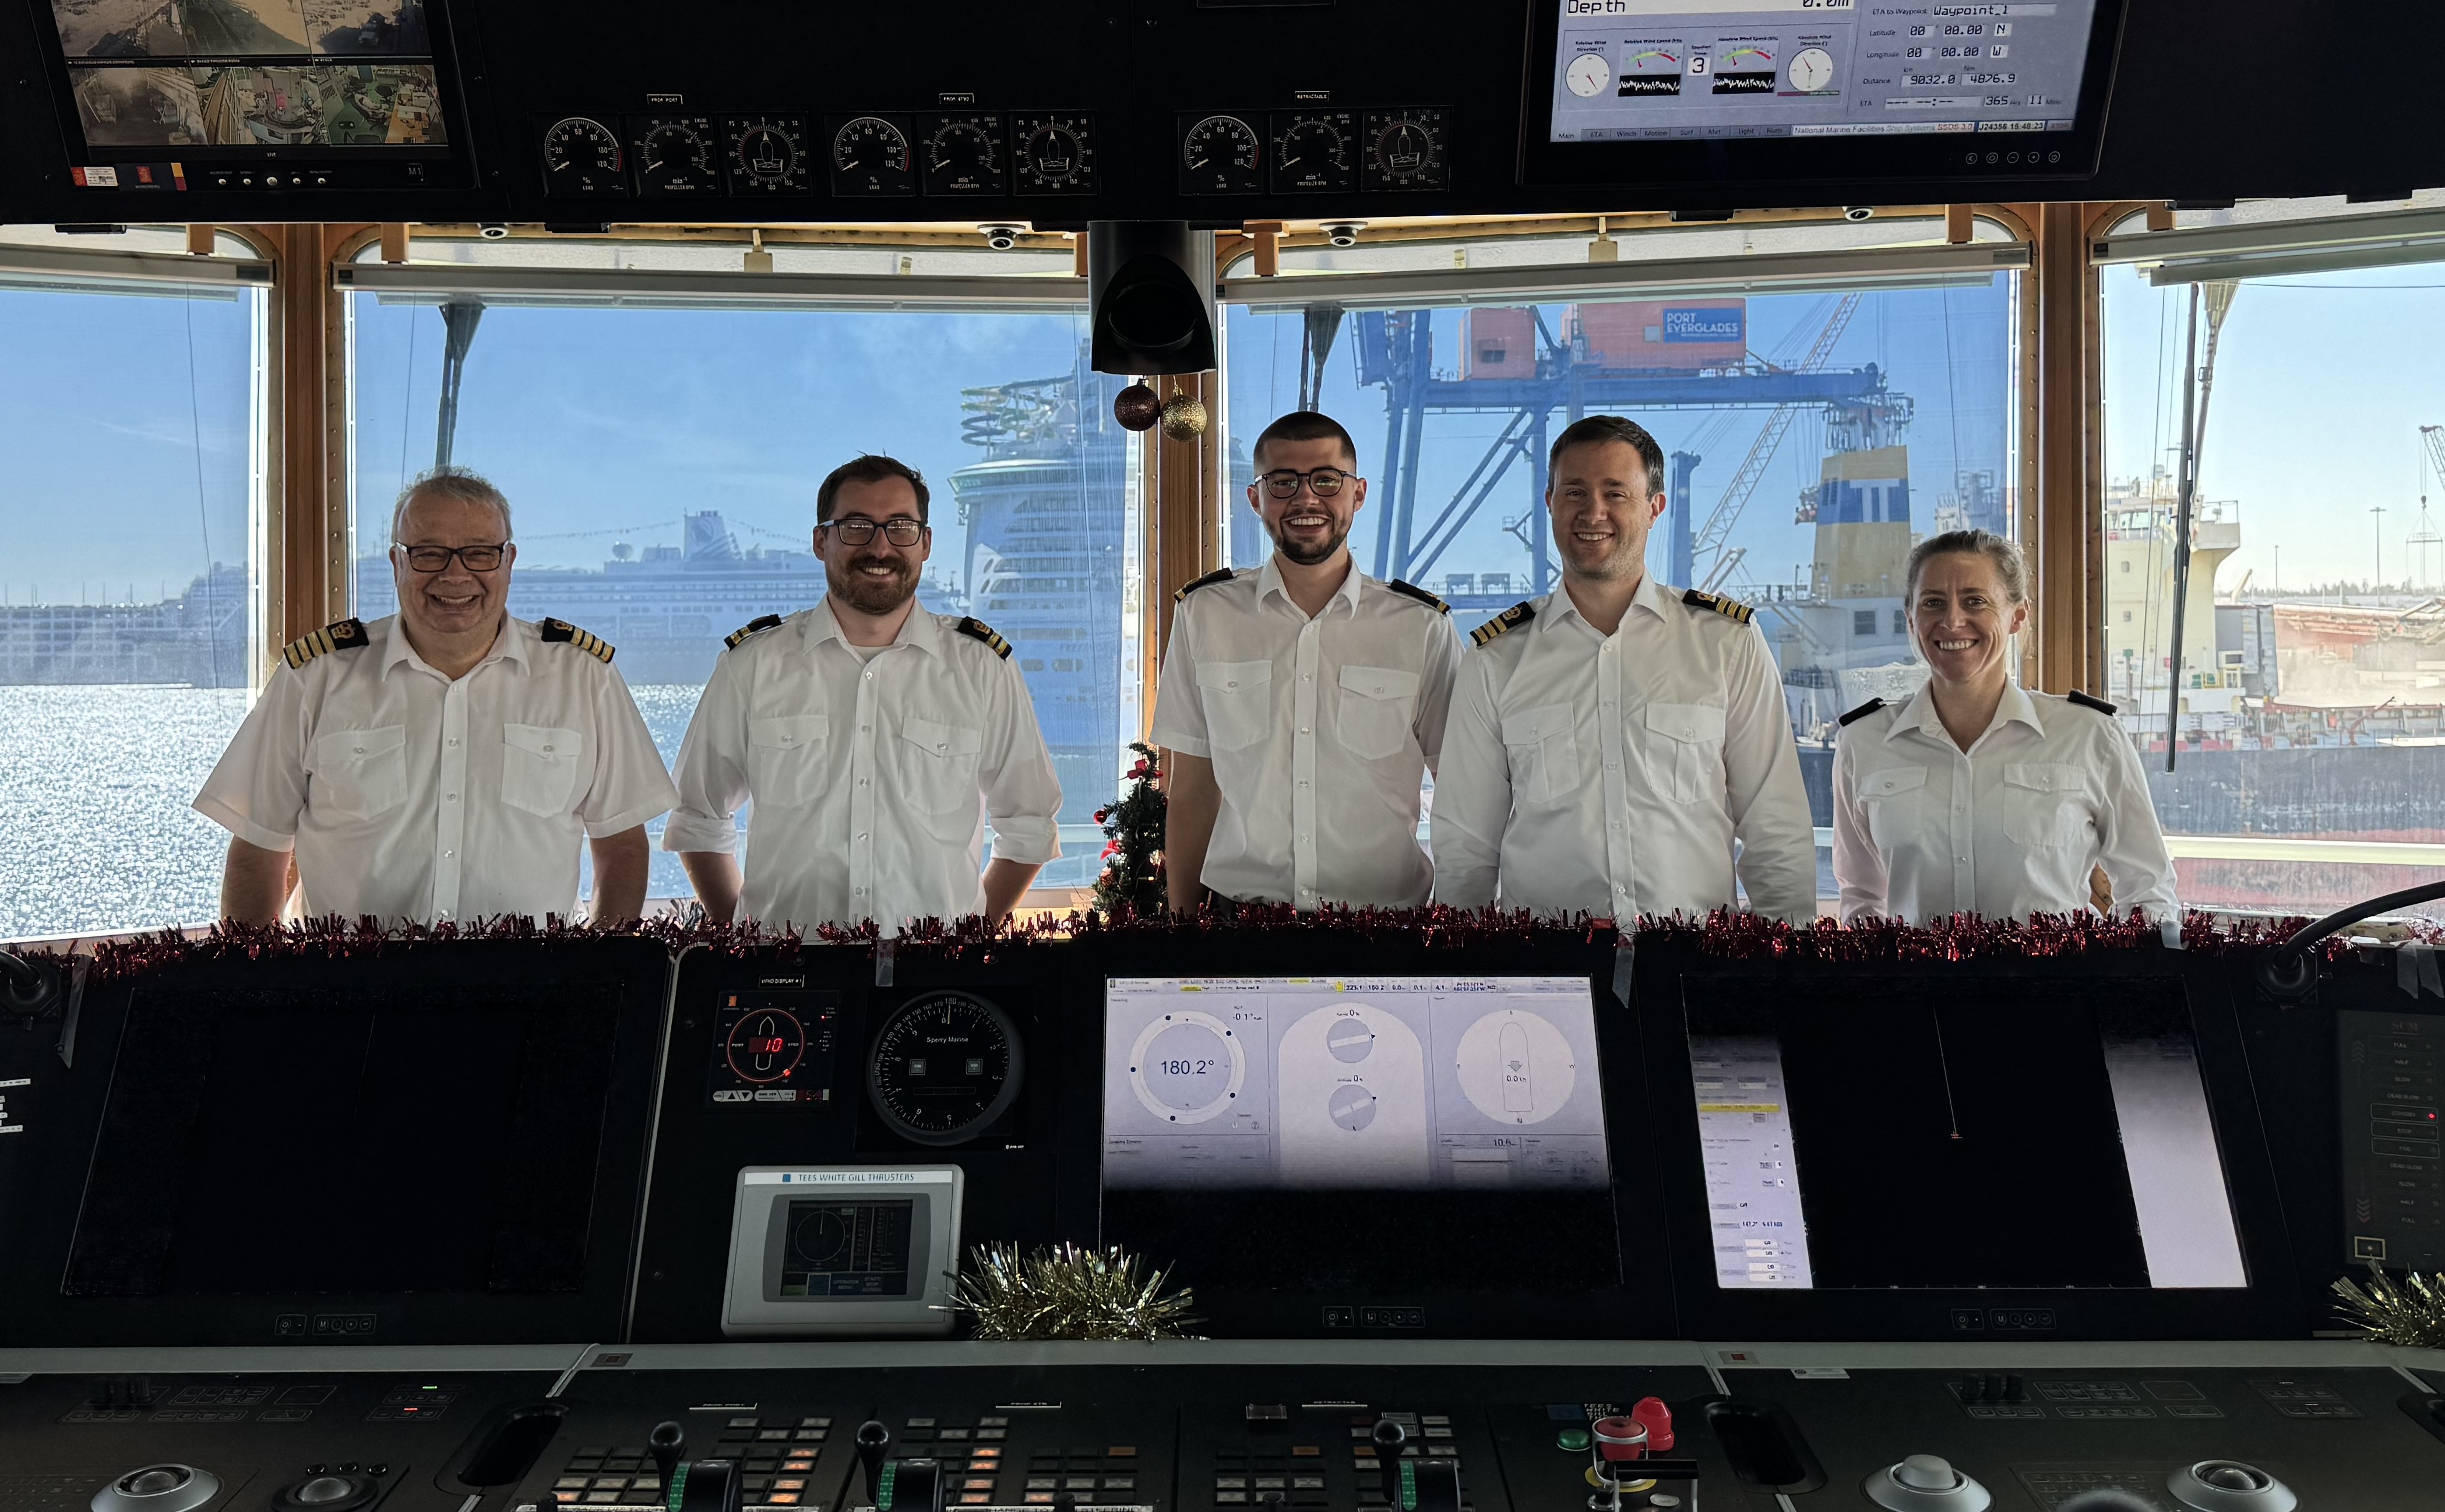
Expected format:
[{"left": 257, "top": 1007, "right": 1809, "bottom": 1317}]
[{"left": 10, "top": 263, "right": 2445, "bottom": 609}]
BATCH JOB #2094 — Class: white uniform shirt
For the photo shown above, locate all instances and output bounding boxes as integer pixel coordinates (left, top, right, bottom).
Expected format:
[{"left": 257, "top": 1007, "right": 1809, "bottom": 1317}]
[
  {"left": 1150, "top": 559, "right": 1465, "bottom": 908},
  {"left": 1830, "top": 681, "right": 2179, "bottom": 924},
  {"left": 662, "top": 600, "right": 1062, "bottom": 931},
  {"left": 1430, "top": 576, "right": 1817, "bottom": 922},
  {"left": 192, "top": 614, "right": 678, "bottom": 924}
]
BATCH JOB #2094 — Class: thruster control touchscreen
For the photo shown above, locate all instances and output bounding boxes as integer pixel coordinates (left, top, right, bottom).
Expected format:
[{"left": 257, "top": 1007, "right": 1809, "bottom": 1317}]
[{"left": 1102, "top": 976, "right": 1610, "bottom": 1192}]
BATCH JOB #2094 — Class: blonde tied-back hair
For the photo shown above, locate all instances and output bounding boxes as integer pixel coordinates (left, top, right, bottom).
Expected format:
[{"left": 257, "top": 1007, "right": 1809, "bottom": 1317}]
[{"left": 1905, "top": 528, "right": 2028, "bottom": 605}]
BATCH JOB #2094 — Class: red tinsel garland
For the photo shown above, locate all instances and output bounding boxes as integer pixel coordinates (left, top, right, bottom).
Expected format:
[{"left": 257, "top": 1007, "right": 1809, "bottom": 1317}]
[{"left": 24, "top": 903, "right": 2408, "bottom": 985}]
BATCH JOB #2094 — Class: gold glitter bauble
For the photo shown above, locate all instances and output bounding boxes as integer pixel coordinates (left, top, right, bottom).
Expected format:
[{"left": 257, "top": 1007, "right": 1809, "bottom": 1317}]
[
  {"left": 1112, "top": 383, "right": 1161, "bottom": 432},
  {"left": 1158, "top": 392, "right": 1210, "bottom": 440}
]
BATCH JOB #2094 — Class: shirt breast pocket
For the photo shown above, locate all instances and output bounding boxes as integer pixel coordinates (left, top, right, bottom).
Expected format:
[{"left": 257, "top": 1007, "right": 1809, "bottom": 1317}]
[
  {"left": 1500, "top": 703, "right": 1581, "bottom": 805},
  {"left": 1644, "top": 702, "right": 1727, "bottom": 804},
  {"left": 501, "top": 724, "right": 584, "bottom": 817},
  {"left": 899, "top": 716, "right": 984, "bottom": 837},
  {"left": 1855, "top": 764, "right": 1929, "bottom": 850},
  {"left": 1336, "top": 665, "right": 1419, "bottom": 761},
  {"left": 1197, "top": 660, "right": 1274, "bottom": 752},
  {"left": 748, "top": 714, "right": 829, "bottom": 809},
  {"left": 2002, "top": 762, "right": 2092, "bottom": 848},
  {"left": 308, "top": 724, "right": 408, "bottom": 821}
]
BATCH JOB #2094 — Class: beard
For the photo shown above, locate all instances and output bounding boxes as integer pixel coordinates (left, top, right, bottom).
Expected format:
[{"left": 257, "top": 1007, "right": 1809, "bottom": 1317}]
[
  {"left": 1559, "top": 529, "right": 1644, "bottom": 583},
  {"left": 1267, "top": 518, "right": 1349, "bottom": 568},
  {"left": 826, "top": 552, "right": 920, "bottom": 615}
]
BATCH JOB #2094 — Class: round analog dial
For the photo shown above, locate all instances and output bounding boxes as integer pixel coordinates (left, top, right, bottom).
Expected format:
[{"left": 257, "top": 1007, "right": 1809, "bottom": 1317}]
[
  {"left": 1566, "top": 52, "right": 1612, "bottom": 97},
  {"left": 541, "top": 116, "right": 626, "bottom": 196},
  {"left": 1179, "top": 114, "right": 1260, "bottom": 195},
  {"left": 923, "top": 115, "right": 1005, "bottom": 195},
  {"left": 867, "top": 991, "right": 1024, "bottom": 1147},
  {"left": 830, "top": 115, "right": 915, "bottom": 196},
  {"left": 1270, "top": 112, "right": 1355, "bottom": 193},
  {"left": 1788, "top": 46, "right": 1836, "bottom": 93},
  {"left": 636, "top": 117, "right": 714, "bottom": 196},
  {"left": 1013, "top": 114, "right": 1094, "bottom": 194},
  {"left": 725, "top": 1007, "right": 806, "bottom": 1085},
  {"left": 723, "top": 115, "right": 811, "bottom": 194},
  {"left": 1365, "top": 109, "right": 1449, "bottom": 192}
]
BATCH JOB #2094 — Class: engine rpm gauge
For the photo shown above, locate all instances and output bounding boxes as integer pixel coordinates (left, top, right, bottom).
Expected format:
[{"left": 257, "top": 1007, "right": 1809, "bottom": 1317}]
[
  {"left": 921, "top": 114, "right": 1006, "bottom": 195},
  {"left": 1269, "top": 110, "right": 1357, "bottom": 193},
  {"left": 720, "top": 114, "right": 813, "bottom": 195},
  {"left": 867, "top": 991, "right": 1024, "bottom": 1147},
  {"left": 830, "top": 114, "right": 916, "bottom": 197},
  {"left": 1178, "top": 113, "right": 1261, "bottom": 195},
  {"left": 540, "top": 115, "right": 628, "bottom": 196},
  {"left": 632, "top": 115, "right": 716, "bottom": 196},
  {"left": 1012, "top": 112, "right": 1095, "bottom": 195},
  {"left": 1363, "top": 108, "right": 1450, "bottom": 192}
]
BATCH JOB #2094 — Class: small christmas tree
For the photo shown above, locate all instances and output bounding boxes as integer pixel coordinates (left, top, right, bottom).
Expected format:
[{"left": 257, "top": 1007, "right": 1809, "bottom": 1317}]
[{"left": 1091, "top": 742, "right": 1167, "bottom": 919}]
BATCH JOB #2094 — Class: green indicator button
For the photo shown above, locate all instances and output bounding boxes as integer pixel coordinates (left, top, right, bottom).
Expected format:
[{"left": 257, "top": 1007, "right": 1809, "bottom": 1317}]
[{"left": 1556, "top": 1428, "right": 1591, "bottom": 1452}]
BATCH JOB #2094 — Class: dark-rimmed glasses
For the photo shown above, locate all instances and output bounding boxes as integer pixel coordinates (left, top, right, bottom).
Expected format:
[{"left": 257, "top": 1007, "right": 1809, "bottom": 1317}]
[
  {"left": 399, "top": 542, "right": 508, "bottom": 572},
  {"left": 822, "top": 516, "right": 927, "bottom": 547},
  {"left": 1257, "top": 467, "right": 1352, "bottom": 499}
]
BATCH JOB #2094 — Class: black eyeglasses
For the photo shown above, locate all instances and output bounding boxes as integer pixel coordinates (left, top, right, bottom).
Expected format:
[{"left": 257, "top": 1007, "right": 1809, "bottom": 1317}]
[
  {"left": 822, "top": 516, "right": 927, "bottom": 546},
  {"left": 1257, "top": 467, "right": 1353, "bottom": 499},
  {"left": 399, "top": 542, "right": 508, "bottom": 572}
]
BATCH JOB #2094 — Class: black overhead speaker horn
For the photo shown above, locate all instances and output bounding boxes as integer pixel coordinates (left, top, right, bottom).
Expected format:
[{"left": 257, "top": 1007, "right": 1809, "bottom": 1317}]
[{"left": 1088, "top": 220, "right": 1216, "bottom": 376}]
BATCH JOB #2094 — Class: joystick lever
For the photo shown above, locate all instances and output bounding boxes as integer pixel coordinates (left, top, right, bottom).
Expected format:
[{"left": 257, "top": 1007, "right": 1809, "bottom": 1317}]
[
  {"left": 1371, "top": 1419, "right": 1408, "bottom": 1508},
  {"left": 650, "top": 1423, "right": 686, "bottom": 1493},
  {"left": 855, "top": 1421, "right": 892, "bottom": 1507}
]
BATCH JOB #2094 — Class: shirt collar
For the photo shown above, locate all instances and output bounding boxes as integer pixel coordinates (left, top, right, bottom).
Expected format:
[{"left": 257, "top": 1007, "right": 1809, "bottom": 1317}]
[
  {"left": 813, "top": 595, "right": 943, "bottom": 658},
  {"left": 1889, "top": 678, "right": 2043, "bottom": 744},
  {"left": 379, "top": 612, "right": 528, "bottom": 679},
  {"left": 1540, "top": 573, "right": 1676, "bottom": 636},
  {"left": 1257, "top": 554, "right": 1363, "bottom": 618}
]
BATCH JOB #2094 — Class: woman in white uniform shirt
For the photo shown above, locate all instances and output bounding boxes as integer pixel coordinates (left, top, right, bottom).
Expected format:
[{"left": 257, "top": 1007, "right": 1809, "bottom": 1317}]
[{"left": 1831, "top": 530, "right": 2179, "bottom": 924}]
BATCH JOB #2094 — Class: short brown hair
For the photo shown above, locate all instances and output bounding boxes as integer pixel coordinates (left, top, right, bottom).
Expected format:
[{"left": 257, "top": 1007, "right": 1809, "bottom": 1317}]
[
  {"left": 1252, "top": 411, "right": 1358, "bottom": 471},
  {"left": 1907, "top": 528, "right": 2029, "bottom": 605},
  {"left": 1548, "top": 415, "right": 1665, "bottom": 499},
  {"left": 818, "top": 453, "right": 930, "bottom": 523}
]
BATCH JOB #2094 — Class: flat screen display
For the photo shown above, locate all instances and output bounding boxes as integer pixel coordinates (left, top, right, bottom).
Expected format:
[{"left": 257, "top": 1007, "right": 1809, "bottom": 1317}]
[
  {"left": 1104, "top": 975, "right": 1610, "bottom": 1192},
  {"left": 1686, "top": 981, "right": 2248, "bottom": 1291},
  {"left": 779, "top": 1199, "right": 914, "bottom": 1298},
  {"left": 1545, "top": 0, "right": 2103, "bottom": 143}
]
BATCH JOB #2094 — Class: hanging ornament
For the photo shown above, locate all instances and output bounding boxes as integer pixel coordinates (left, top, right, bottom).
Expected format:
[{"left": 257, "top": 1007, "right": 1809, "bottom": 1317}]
[
  {"left": 1158, "top": 389, "right": 1210, "bottom": 440},
  {"left": 1112, "top": 383, "right": 1161, "bottom": 432}
]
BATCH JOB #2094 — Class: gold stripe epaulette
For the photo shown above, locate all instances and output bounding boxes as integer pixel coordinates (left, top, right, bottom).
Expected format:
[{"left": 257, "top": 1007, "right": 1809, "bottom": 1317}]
[
  {"left": 281, "top": 617, "right": 368, "bottom": 669},
  {"left": 1470, "top": 600, "right": 1535, "bottom": 648},
  {"left": 540, "top": 617, "right": 616, "bottom": 662}
]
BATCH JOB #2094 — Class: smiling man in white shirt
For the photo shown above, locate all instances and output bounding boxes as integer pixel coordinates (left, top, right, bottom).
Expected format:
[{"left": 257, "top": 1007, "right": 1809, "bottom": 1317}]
[
  {"left": 1430, "top": 415, "right": 1816, "bottom": 922},
  {"left": 194, "top": 467, "right": 676, "bottom": 926},
  {"left": 665, "top": 453, "right": 1062, "bottom": 931},
  {"left": 1153, "top": 411, "right": 1465, "bottom": 912}
]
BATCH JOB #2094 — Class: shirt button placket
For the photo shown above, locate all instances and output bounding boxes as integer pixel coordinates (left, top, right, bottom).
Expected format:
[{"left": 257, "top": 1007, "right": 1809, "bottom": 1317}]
[
  {"left": 436, "top": 678, "right": 467, "bottom": 920},
  {"left": 852, "top": 669, "right": 877, "bottom": 916},
  {"left": 1598, "top": 639, "right": 1633, "bottom": 917},
  {"left": 1292, "top": 628, "right": 1319, "bottom": 904}
]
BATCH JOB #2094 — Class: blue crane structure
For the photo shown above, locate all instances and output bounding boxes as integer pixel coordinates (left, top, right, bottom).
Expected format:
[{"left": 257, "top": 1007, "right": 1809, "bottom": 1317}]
[{"left": 1347, "top": 302, "right": 1911, "bottom": 614}]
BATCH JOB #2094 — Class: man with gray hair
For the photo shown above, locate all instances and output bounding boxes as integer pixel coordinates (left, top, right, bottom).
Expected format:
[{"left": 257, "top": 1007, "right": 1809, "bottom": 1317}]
[{"left": 194, "top": 467, "right": 677, "bottom": 926}]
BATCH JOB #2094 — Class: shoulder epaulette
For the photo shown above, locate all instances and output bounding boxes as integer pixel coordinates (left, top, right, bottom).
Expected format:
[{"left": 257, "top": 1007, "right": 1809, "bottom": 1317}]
[
  {"left": 538, "top": 617, "right": 615, "bottom": 663},
  {"left": 955, "top": 616, "right": 1012, "bottom": 659},
  {"left": 1383, "top": 578, "right": 1451, "bottom": 615},
  {"left": 725, "top": 614, "right": 783, "bottom": 650},
  {"left": 1470, "top": 600, "right": 1536, "bottom": 648},
  {"left": 1838, "top": 697, "right": 1887, "bottom": 728},
  {"left": 281, "top": 617, "right": 368, "bottom": 670},
  {"left": 1682, "top": 587, "right": 1756, "bottom": 625},
  {"left": 1173, "top": 568, "right": 1236, "bottom": 602},
  {"left": 2067, "top": 689, "right": 2119, "bottom": 716}
]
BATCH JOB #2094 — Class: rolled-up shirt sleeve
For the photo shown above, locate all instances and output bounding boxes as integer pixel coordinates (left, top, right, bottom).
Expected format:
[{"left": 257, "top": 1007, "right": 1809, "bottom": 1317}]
[
  {"left": 580, "top": 664, "right": 680, "bottom": 838},
  {"left": 980, "top": 657, "right": 1062, "bottom": 866},
  {"left": 1148, "top": 605, "right": 1210, "bottom": 758},
  {"left": 1724, "top": 625, "right": 1818, "bottom": 923},
  {"left": 1429, "top": 651, "right": 1509, "bottom": 908},
  {"left": 2096, "top": 727, "right": 2180, "bottom": 920},
  {"left": 192, "top": 664, "right": 309, "bottom": 852},
  {"left": 1829, "top": 731, "right": 1889, "bottom": 924},
  {"left": 663, "top": 652, "right": 751, "bottom": 854}
]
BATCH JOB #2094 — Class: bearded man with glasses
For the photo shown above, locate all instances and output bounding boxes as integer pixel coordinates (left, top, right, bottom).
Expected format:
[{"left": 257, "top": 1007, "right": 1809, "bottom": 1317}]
[
  {"left": 665, "top": 453, "right": 1062, "bottom": 931},
  {"left": 1151, "top": 411, "right": 1464, "bottom": 913},
  {"left": 195, "top": 467, "right": 677, "bottom": 926}
]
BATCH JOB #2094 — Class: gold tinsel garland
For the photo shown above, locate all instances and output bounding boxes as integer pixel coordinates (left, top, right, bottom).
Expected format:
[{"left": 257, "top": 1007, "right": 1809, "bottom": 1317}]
[
  {"left": 2333, "top": 1262, "right": 2445, "bottom": 1348},
  {"left": 948, "top": 1242, "right": 1200, "bottom": 1342}
]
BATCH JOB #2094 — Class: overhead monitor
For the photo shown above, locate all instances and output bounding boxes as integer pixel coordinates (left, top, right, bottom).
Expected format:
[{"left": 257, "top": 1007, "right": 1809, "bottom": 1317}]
[
  {"left": 1522, "top": 0, "right": 2128, "bottom": 187},
  {"left": 1684, "top": 982, "right": 2249, "bottom": 1292},
  {"left": 30, "top": 0, "right": 469, "bottom": 192},
  {"left": 1100, "top": 975, "right": 1619, "bottom": 1301}
]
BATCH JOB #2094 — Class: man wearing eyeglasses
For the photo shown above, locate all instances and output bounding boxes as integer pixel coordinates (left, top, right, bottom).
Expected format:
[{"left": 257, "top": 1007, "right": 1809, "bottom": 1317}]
[
  {"left": 194, "top": 467, "right": 678, "bottom": 926},
  {"left": 665, "top": 453, "right": 1062, "bottom": 931},
  {"left": 1153, "top": 411, "right": 1465, "bottom": 912}
]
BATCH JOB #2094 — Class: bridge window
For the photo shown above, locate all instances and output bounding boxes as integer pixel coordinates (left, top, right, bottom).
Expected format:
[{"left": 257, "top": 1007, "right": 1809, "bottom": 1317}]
[{"left": 0, "top": 226, "right": 269, "bottom": 942}]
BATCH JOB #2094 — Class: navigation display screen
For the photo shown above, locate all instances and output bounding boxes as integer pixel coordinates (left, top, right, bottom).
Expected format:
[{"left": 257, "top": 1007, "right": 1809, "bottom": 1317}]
[
  {"left": 779, "top": 1199, "right": 914, "bottom": 1298},
  {"left": 1103, "top": 976, "right": 1610, "bottom": 1192},
  {"left": 1546, "top": 0, "right": 2101, "bottom": 143},
  {"left": 1686, "top": 982, "right": 2248, "bottom": 1291}
]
